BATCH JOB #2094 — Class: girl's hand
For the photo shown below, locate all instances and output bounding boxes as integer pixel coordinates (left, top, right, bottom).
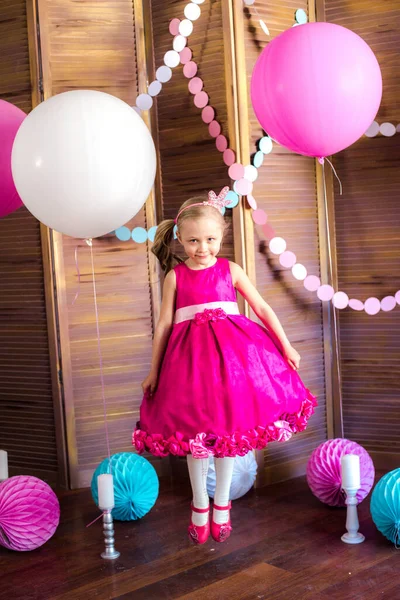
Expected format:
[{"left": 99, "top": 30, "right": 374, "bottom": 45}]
[
  {"left": 142, "top": 371, "right": 158, "bottom": 396},
  {"left": 283, "top": 344, "right": 301, "bottom": 371}
]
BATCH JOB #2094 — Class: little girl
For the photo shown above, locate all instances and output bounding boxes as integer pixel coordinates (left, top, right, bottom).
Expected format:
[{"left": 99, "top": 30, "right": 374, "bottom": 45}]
[{"left": 133, "top": 187, "right": 317, "bottom": 545}]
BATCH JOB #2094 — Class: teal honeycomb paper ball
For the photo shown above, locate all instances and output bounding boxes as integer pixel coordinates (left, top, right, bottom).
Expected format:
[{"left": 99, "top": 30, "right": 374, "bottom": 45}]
[
  {"left": 91, "top": 452, "right": 159, "bottom": 521},
  {"left": 370, "top": 468, "right": 400, "bottom": 546}
]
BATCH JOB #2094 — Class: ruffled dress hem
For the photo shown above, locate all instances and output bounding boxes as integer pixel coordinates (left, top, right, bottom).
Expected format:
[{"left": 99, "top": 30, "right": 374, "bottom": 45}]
[{"left": 133, "top": 389, "right": 317, "bottom": 459}]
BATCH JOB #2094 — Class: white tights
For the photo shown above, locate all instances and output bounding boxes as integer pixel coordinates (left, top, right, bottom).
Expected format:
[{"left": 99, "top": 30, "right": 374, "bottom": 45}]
[{"left": 187, "top": 455, "right": 235, "bottom": 525}]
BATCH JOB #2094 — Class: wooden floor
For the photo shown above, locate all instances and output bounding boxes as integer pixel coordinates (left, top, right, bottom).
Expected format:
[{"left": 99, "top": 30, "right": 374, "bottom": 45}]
[{"left": 0, "top": 474, "right": 398, "bottom": 600}]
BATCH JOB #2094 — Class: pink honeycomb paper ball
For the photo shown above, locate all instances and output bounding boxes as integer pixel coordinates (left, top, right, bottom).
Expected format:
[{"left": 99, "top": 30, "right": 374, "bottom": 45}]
[
  {"left": 306, "top": 438, "right": 375, "bottom": 507},
  {"left": 0, "top": 475, "right": 60, "bottom": 551}
]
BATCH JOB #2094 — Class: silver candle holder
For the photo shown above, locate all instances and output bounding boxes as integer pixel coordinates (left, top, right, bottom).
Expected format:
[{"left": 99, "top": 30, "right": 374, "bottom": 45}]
[{"left": 101, "top": 509, "right": 120, "bottom": 560}]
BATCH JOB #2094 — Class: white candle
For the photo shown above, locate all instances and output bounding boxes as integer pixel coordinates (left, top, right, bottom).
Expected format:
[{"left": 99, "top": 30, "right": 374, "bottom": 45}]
[
  {"left": 0, "top": 450, "right": 8, "bottom": 480},
  {"left": 97, "top": 474, "right": 115, "bottom": 510},
  {"left": 341, "top": 454, "right": 360, "bottom": 489}
]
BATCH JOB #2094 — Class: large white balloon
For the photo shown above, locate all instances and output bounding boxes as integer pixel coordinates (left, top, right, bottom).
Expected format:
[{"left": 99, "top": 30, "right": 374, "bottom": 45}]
[
  {"left": 207, "top": 453, "right": 258, "bottom": 501},
  {"left": 11, "top": 90, "right": 156, "bottom": 239}
]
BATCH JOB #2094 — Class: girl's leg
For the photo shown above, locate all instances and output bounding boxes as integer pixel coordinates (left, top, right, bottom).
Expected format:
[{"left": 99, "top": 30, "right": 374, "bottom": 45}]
[
  {"left": 187, "top": 454, "right": 210, "bottom": 526},
  {"left": 213, "top": 456, "right": 235, "bottom": 523}
]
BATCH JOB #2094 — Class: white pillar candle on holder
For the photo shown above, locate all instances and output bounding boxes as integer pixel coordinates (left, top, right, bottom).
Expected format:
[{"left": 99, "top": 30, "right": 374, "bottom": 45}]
[
  {"left": 0, "top": 450, "right": 8, "bottom": 480},
  {"left": 97, "top": 474, "right": 115, "bottom": 510},
  {"left": 341, "top": 454, "right": 360, "bottom": 489}
]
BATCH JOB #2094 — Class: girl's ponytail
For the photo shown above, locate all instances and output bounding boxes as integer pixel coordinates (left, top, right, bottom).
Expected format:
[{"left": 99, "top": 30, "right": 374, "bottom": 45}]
[{"left": 152, "top": 219, "right": 184, "bottom": 274}]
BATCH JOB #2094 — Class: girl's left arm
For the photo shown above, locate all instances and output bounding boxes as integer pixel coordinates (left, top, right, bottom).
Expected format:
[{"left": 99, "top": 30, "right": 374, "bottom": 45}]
[{"left": 230, "top": 261, "right": 301, "bottom": 370}]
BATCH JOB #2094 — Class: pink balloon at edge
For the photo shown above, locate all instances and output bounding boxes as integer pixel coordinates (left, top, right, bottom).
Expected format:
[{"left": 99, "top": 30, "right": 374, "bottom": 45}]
[
  {"left": 0, "top": 100, "right": 26, "bottom": 218},
  {"left": 251, "top": 22, "right": 382, "bottom": 157}
]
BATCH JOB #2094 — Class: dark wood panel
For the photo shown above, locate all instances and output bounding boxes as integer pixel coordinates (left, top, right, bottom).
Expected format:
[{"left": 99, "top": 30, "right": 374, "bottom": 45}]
[
  {"left": 324, "top": 0, "right": 400, "bottom": 466},
  {"left": 0, "top": 473, "right": 396, "bottom": 600}
]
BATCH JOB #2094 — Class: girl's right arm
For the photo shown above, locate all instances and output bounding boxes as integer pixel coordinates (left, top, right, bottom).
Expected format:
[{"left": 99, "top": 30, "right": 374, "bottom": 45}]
[{"left": 142, "top": 269, "right": 177, "bottom": 395}]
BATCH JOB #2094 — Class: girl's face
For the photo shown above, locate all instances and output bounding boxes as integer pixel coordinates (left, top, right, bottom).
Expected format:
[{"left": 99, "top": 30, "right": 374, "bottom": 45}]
[{"left": 177, "top": 217, "right": 224, "bottom": 268}]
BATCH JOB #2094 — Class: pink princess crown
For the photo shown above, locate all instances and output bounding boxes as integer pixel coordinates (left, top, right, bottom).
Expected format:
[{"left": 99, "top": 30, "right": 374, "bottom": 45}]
[{"left": 174, "top": 186, "right": 231, "bottom": 224}]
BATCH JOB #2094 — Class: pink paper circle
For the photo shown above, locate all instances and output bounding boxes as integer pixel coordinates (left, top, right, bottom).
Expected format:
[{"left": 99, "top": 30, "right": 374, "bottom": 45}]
[
  {"left": 208, "top": 120, "right": 221, "bottom": 138},
  {"left": 247, "top": 194, "right": 258, "bottom": 210},
  {"left": 180, "top": 47, "right": 192, "bottom": 64},
  {"left": 364, "top": 297, "right": 380, "bottom": 315},
  {"left": 223, "top": 149, "right": 236, "bottom": 166},
  {"left": 333, "top": 291, "right": 349, "bottom": 309},
  {"left": 228, "top": 163, "right": 245, "bottom": 180},
  {"left": 279, "top": 251, "right": 296, "bottom": 268},
  {"left": 395, "top": 290, "right": 400, "bottom": 304},
  {"left": 234, "top": 178, "right": 253, "bottom": 196},
  {"left": 349, "top": 299, "right": 364, "bottom": 311},
  {"left": 194, "top": 91, "right": 209, "bottom": 108},
  {"left": 169, "top": 18, "right": 180, "bottom": 36},
  {"left": 304, "top": 275, "right": 321, "bottom": 292},
  {"left": 317, "top": 285, "right": 334, "bottom": 301},
  {"left": 188, "top": 77, "right": 203, "bottom": 94},
  {"left": 381, "top": 296, "right": 396, "bottom": 312},
  {"left": 216, "top": 135, "right": 228, "bottom": 152},
  {"left": 183, "top": 61, "right": 198, "bottom": 78},
  {"left": 252, "top": 209, "right": 268, "bottom": 225},
  {"left": 202, "top": 106, "right": 214, "bottom": 124}
]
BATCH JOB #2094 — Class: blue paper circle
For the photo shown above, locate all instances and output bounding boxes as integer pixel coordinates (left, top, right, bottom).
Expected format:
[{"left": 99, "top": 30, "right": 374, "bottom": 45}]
[
  {"left": 173, "top": 224, "right": 178, "bottom": 240},
  {"left": 115, "top": 226, "right": 131, "bottom": 241},
  {"left": 295, "top": 9, "right": 308, "bottom": 24},
  {"left": 91, "top": 452, "right": 159, "bottom": 521},
  {"left": 147, "top": 226, "right": 158, "bottom": 242},
  {"left": 370, "top": 468, "right": 400, "bottom": 545},
  {"left": 253, "top": 151, "right": 264, "bottom": 169},
  {"left": 226, "top": 191, "right": 239, "bottom": 209},
  {"left": 131, "top": 227, "right": 148, "bottom": 243},
  {"left": 259, "top": 136, "right": 273, "bottom": 154}
]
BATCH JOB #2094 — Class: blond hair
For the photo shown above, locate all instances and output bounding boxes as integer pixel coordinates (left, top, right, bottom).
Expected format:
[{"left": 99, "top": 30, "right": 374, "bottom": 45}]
[{"left": 152, "top": 196, "right": 228, "bottom": 273}]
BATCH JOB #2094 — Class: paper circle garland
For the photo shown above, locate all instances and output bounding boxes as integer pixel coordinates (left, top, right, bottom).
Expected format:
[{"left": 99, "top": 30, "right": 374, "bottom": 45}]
[
  {"left": 370, "top": 468, "right": 400, "bottom": 546},
  {"left": 91, "top": 452, "right": 159, "bottom": 521},
  {"left": 206, "top": 453, "right": 257, "bottom": 501},
  {"left": 306, "top": 438, "right": 375, "bottom": 507},
  {"left": 0, "top": 476, "right": 60, "bottom": 551}
]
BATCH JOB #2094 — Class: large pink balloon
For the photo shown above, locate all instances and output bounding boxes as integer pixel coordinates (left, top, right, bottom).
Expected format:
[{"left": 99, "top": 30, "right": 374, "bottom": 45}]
[
  {"left": 0, "top": 100, "right": 26, "bottom": 218},
  {"left": 251, "top": 22, "right": 382, "bottom": 158}
]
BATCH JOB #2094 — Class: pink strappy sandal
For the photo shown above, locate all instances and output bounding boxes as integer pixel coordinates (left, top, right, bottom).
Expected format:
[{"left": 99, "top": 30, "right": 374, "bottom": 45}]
[{"left": 188, "top": 504, "right": 210, "bottom": 545}]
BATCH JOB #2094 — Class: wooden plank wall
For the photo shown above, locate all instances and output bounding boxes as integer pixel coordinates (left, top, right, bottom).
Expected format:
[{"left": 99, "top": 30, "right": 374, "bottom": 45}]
[
  {"left": 37, "top": 0, "right": 159, "bottom": 488},
  {"left": 149, "top": 0, "right": 235, "bottom": 262},
  {"left": 323, "top": 0, "right": 400, "bottom": 468},
  {"left": 0, "top": 0, "right": 58, "bottom": 483},
  {"left": 241, "top": 0, "right": 327, "bottom": 483}
]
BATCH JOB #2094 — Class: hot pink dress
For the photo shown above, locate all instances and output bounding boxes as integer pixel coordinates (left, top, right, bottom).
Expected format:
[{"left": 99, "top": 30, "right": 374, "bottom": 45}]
[{"left": 133, "top": 258, "right": 317, "bottom": 459}]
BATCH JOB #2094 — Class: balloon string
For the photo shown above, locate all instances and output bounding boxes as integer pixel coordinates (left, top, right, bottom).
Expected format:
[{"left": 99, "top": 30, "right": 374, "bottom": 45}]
[
  {"left": 86, "top": 511, "right": 106, "bottom": 528},
  {"left": 321, "top": 162, "right": 344, "bottom": 436},
  {"left": 71, "top": 245, "right": 82, "bottom": 306},
  {"left": 87, "top": 239, "right": 112, "bottom": 471},
  {"left": 324, "top": 157, "right": 343, "bottom": 196}
]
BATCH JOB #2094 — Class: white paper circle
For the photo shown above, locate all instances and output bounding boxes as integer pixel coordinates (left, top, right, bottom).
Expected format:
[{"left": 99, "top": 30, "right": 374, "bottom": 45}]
[
  {"left": 148, "top": 81, "right": 162, "bottom": 97},
  {"left": 364, "top": 121, "right": 379, "bottom": 137},
  {"left": 191, "top": 0, "right": 205, "bottom": 4},
  {"left": 269, "top": 237, "right": 287, "bottom": 255},
  {"left": 333, "top": 291, "right": 349, "bottom": 309},
  {"left": 179, "top": 19, "right": 194, "bottom": 37},
  {"left": 156, "top": 66, "right": 172, "bottom": 83},
  {"left": 380, "top": 122, "right": 396, "bottom": 137},
  {"left": 259, "top": 20, "right": 270, "bottom": 36},
  {"left": 244, "top": 0, "right": 256, "bottom": 4},
  {"left": 184, "top": 3, "right": 201, "bottom": 20},
  {"left": 173, "top": 35, "right": 187, "bottom": 52},
  {"left": 164, "top": 50, "right": 180, "bottom": 68},
  {"left": 292, "top": 263, "right": 307, "bottom": 281},
  {"left": 244, "top": 165, "right": 258, "bottom": 182},
  {"left": 136, "top": 93, "right": 153, "bottom": 111}
]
